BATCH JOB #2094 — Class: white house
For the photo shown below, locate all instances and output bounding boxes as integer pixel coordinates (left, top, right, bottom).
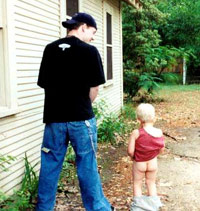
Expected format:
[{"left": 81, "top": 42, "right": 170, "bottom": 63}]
[{"left": 0, "top": 0, "right": 141, "bottom": 195}]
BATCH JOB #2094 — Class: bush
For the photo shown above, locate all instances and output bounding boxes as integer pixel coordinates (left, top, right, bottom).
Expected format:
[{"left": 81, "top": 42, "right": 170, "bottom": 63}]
[
  {"left": 123, "top": 70, "right": 139, "bottom": 98},
  {"left": 138, "top": 72, "right": 162, "bottom": 93},
  {"left": 160, "top": 72, "right": 181, "bottom": 84},
  {"left": 98, "top": 114, "right": 126, "bottom": 144},
  {"left": 121, "top": 103, "right": 136, "bottom": 121},
  {"left": 123, "top": 70, "right": 162, "bottom": 102},
  {"left": 93, "top": 100, "right": 126, "bottom": 144}
]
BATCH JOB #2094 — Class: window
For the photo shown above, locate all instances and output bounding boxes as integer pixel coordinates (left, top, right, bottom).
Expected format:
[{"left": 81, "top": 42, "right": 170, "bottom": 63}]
[
  {"left": 106, "top": 12, "right": 113, "bottom": 80},
  {"left": 66, "top": 0, "right": 79, "bottom": 17},
  {"left": 62, "top": 0, "right": 79, "bottom": 36},
  {"left": 0, "top": 0, "right": 18, "bottom": 118}
]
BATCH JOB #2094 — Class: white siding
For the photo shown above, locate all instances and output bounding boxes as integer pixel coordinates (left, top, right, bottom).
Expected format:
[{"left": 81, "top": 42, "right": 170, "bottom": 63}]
[
  {"left": 82, "top": 0, "right": 123, "bottom": 114},
  {"left": 101, "top": 0, "right": 123, "bottom": 114},
  {"left": 0, "top": 0, "right": 61, "bottom": 195},
  {"left": 0, "top": 0, "right": 123, "bottom": 195}
]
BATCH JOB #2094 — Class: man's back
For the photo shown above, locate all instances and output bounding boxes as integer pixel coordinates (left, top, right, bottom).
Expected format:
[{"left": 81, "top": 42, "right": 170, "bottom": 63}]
[{"left": 38, "top": 36, "right": 105, "bottom": 123}]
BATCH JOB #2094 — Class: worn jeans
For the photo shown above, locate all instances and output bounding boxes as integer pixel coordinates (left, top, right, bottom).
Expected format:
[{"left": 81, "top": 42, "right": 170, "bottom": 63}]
[{"left": 36, "top": 118, "right": 111, "bottom": 211}]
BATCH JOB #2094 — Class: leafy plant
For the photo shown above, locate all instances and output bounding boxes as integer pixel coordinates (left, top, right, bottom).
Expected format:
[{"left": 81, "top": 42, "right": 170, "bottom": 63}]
[
  {"left": 0, "top": 153, "right": 38, "bottom": 210},
  {"left": 123, "top": 70, "right": 139, "bottom": 98},
  {"left": 123, "top": 70, "right": 162, "bottom": 101},
  {"left": 98, "top": 114, "right": 125, "bottom": 144},
  {"left": 0, "top": 154, "right": 16, "bottom": 208},
  {"left": 20, "top": 153, "right": 38, "bottom": 205},
  {"left": 121, "top": 103, "right": 136, "bottom": 121},
  {"left": 0, "top": 154, "right": 16, "bottom": 172},
  {"left": 160, "top": 72, "right": 181, "bottom": 84},
  {"left": 93, "top": 100, "right": 126, "bottom": 144},
  {"left": 138, "top": 72, "right": 162, "bottom": 93},
  {"left": 0, "top": 191, "right": 30, "bottom": 211}
]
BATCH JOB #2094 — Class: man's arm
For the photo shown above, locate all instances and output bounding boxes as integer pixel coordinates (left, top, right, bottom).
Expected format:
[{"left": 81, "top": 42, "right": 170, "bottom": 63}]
[{"left": 89, "top": 86, "right": 99, "bottom": 103}]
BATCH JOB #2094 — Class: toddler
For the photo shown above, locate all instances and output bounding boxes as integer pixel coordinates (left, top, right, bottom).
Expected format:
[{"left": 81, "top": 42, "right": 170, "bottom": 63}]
[{"left": 128, "top": 103, "right": 164, "bottom": 211}]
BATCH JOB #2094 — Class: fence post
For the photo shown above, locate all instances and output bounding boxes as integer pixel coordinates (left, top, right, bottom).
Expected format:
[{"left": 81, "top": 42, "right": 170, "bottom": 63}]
[{"left": 183, "top": 57, "right": 187, "bottom": 85}]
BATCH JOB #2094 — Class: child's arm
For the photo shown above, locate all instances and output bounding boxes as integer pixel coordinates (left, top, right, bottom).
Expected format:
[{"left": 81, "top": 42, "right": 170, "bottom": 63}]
[
  {"left": 159, "top": 129, "right": 165, "bottom": 154},
  {"left": 159, "top": 147, "right": 165, "bottom": 154},
  {"left": 127, "top": 129, "right": 139, "bottom": 158}
]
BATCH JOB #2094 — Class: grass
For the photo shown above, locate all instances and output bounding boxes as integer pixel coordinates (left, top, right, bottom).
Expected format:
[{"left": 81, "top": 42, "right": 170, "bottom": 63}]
[{"left": 158, "top": 84, "right": 200, "bottom": 92}]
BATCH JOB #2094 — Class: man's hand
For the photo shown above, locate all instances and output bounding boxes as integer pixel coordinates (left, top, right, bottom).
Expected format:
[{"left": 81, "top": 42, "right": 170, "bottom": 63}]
[{"left": 90, "top": 86, "right": 99, "bottom": 103}]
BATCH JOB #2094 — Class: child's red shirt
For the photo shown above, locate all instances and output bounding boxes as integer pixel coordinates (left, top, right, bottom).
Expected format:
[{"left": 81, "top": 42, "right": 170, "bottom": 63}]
[{"left": 134, "top": 128, "right": 164, "bottom": 162}]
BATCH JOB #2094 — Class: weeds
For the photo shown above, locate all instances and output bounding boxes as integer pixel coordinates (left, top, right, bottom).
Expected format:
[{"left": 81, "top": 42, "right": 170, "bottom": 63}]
[
  {"left": 93, "top": 100, "right": 130, "bottom": 144},
  {"left": 0, "top": 154, "right": 16, "bottom": 172},
  {"left": 58, "top": 145, "right": 77, "bottom": 192},
  {"left": 0, "top": 153, "right": 38, "bottom": 210}
]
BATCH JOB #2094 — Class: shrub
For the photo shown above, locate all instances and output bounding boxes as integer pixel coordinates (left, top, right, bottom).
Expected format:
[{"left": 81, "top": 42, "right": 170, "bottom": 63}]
[
  {"left": 138, "top": 72, "right": 162, "bottom": 94},
  {"left": 93, "top": 100, "right": 127, "bottom": 144},
  {"left": 121, "top": 103, "right": 136, "bottom": 121},
  {"left": 123, "top": 70, "right": 139, "bottom": 98},
  {"left": 123, "top": 70, "right": 162, "bottom": 102},
  {"left": 98, "top": 114, "right": 126, "bottom": 144},
  {"left": 160, "top": 72, "right": 181, "bottom": 84}
]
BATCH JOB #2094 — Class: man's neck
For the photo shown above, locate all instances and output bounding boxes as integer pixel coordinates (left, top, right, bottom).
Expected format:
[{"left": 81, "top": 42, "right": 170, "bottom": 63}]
[{"left": 67, "top": 30, "right": 82, "bottom": 41}]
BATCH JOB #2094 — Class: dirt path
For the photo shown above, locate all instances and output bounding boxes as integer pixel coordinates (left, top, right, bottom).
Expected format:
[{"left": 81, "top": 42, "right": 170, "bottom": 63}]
[
  {"left": 103, "top": 87, "right": 200, "bottom": 210},
  {"left": 55, "top": 86, "right": 200, "bottom": 210}
]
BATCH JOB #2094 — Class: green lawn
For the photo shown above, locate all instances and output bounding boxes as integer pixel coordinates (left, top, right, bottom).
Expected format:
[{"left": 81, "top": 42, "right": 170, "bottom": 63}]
[{"left": 158, "top": 84, "right": 200, "bottom": 92}]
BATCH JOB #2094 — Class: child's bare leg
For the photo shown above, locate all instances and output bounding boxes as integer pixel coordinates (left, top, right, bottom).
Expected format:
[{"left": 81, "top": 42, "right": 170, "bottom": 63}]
[
  {"left": 133, "top": 161, "right": 146, "bottom": 196},
  {"left": 145, "top": 158, "right": 158, "bottom": 196}
]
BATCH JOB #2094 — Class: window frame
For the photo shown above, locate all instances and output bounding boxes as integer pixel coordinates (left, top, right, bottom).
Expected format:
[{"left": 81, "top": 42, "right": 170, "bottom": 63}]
[
  {"left": 60, "top": 0, "right": 80, "bottom": 37},
  {"left": 103, "top": 2, "right": 114, "bottom": 87},
  {"left": 0, "top": 0, "right": 19, "bottom": 118}
]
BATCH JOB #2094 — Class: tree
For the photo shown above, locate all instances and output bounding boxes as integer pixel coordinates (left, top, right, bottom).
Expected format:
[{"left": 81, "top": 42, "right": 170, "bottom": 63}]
[
  {"left": 158, "top": 0, "right": 200, "bottom": 75},
  {"left": 122, "top": 0, "right": 184, "bottom": 73}
]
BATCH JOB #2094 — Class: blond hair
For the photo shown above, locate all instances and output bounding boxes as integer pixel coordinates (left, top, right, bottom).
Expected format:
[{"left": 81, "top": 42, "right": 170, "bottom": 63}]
[{"left": 136, "top": 103, "right": 155, "bottom": 123}]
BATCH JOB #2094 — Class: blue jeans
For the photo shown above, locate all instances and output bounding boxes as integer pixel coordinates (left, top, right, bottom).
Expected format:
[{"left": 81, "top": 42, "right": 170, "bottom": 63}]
[{"left": 36, "top": 118, "right": 111, "bottom": 211}]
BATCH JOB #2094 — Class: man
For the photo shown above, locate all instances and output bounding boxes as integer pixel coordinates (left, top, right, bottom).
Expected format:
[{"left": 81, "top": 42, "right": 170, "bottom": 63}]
[{"left": 36, "top": 12, "right": 115, "bottom": 211}]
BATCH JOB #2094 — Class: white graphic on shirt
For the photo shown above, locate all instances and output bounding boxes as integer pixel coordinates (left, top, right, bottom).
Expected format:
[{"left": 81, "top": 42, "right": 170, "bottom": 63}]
[{"left": 59, "top": 43, "right": 71, "bottom": 51}]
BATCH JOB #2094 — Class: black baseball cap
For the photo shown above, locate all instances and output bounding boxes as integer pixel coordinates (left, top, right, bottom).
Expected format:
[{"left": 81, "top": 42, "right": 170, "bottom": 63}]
[{"left": 62, "top": 12, "right": 97, "bottom": 30}]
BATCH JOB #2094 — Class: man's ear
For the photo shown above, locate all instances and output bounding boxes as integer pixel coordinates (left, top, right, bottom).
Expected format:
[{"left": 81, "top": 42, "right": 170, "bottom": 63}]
[{"left": 81, "top": 23, "right": 87, "bottom": 32}]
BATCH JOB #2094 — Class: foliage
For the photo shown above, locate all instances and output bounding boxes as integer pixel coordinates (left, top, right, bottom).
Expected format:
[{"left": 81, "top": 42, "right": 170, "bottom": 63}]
[
  {"left": 20, "top": 153, "right": 38, "bottom": 204},
  {"left": 122, "top": 0, "right": 183, "bottom": 72},
  {"left": 58, "top": 145, "right": 76, "bottom": 192},
  {"left": 138, "top": 72, "right": 162, "bottom": 93},
  {"left": 122, "top": 0, "right": 200, "bottom": 85},
  {"left": 0, "top": 191, "right": 30, "bottom": 211},
  {"left": 157, "top": 0, "right": 200, "bottom": 75},
  {"left": 159, "top": 84, "right": 200, "bottom": 92},
  {"left": 97, "top": 114, "right": 126, "bottom": 144},
  {"left": 124, "top": 69, "right": 162, "bottom": 100},
  {"left": 0, "top": 153, "right": 38, "bottom": 210},
  {"left": 0, "top": 154, "right": 16, "bottom": 208},
  {"left": 160, "top": 72, "right": 182, "bottom": 84},
  {"left": 123, "top": 70, "right": 139, "bottom": 98},
  {"left": 93, "top": 100, "right": 127, "bottom": 144},
  {"left": 120, "top": 103, "right": 137, "bottom": 133},
  {"left": 0, "top": 154, "right": 16, "bottom": 172}
]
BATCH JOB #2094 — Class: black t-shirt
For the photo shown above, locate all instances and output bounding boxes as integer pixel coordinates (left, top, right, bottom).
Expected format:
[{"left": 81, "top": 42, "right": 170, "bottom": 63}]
[{"left": 37, "top": 36, "right": 105, "bottom": 123}]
